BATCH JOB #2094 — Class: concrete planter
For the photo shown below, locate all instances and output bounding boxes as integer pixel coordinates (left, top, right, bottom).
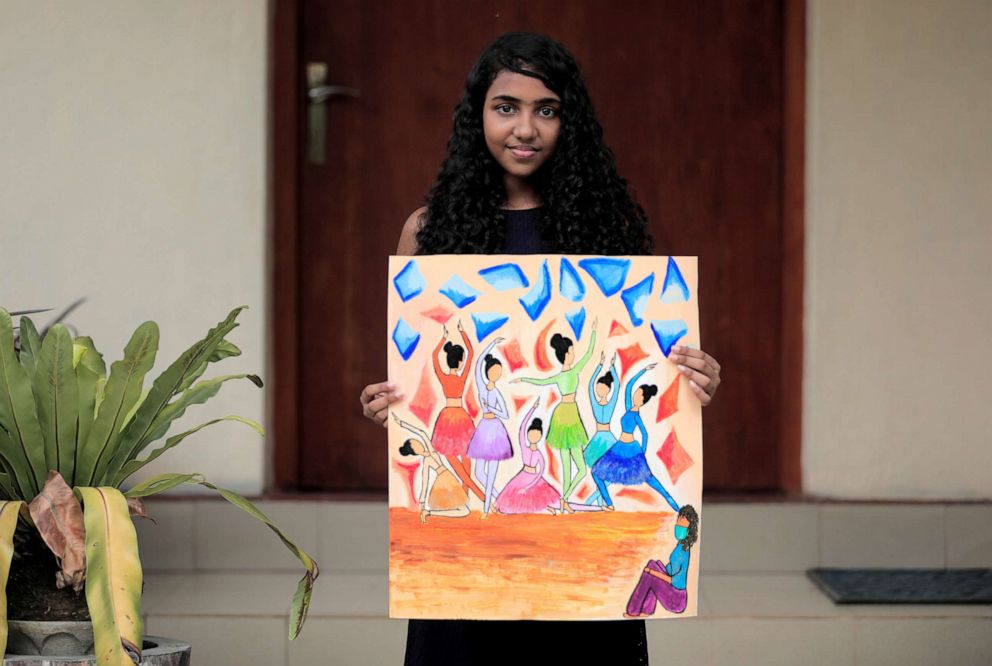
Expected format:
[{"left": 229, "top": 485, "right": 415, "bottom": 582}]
[{"left": 4, "top": 622, "right": 190, "bottom": 665}]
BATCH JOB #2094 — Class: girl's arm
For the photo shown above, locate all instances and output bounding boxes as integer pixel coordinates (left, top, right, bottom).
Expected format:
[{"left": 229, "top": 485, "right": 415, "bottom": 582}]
[
  {"left": 626, "top": 367, "right": 648, "bottom": 411},
  {"left": 519, "top": 400, "right": 538, "bottom": 451},
  {"left": 431, "top": 332, "right": 445, "bottom": 380},
  {"left": 475, "top": 340, "right": 487, "bottom": 393},
  {"left": 517, "top": 375, "right": 557, "bottom": 386},
  {"left": 460, "top": 327, "right": 474, "bottom": 378},
  {"left": 607, "top": 362, "right": 621, "bottom": 414},
  {"left": 575, "top": 329, "right": 597, "bottom": 372},
  {"left": 589, "top": 362, "right": 603, "bottom": 410},
  {"left": 491, "top": 388, "right": 509, "bottom": 419},
  {"left": 419, "top": 463, "right": 430, "bottom": 507},
  {"left": 397, "top": 417, "right": 434, "bottom": 454},
  {"left": 636, "top": 412, "right": 649, "bottom": 452}
]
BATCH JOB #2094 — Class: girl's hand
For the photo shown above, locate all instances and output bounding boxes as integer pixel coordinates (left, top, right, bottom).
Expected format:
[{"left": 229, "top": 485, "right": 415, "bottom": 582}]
[
  {"left": 600, "top": 351, "right": 605, "bottom": 364},
  {"left": 668, "top": 345, "right": 721, "bottom": 406},
  {"left": 360, "top": 381, "right": 405, "bottom": 427},
  {"left": 457, "top": 319, "right": 464, "bottom": 332},
  {"left": 443, "top": 324, "right": 448, "bottom": 337}
]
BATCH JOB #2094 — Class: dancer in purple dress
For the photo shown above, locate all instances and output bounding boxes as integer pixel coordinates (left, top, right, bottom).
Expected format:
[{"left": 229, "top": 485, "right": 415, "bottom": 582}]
[{"left": 466, "top": 337, "right": 513, "bottom": 519}]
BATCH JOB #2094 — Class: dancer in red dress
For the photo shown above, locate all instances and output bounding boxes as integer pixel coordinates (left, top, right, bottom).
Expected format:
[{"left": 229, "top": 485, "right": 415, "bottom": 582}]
[{"left": 431, "top": 320, "right": 485, "bottom": 501}]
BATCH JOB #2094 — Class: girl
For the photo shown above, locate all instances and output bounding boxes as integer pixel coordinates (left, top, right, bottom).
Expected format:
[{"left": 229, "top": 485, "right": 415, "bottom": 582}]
[
  {"left": 591, "top": 363, "right": 681, "bottom": 512},
  {"left": 584, "top": 351, "right": 621, "bottom": 506},
  {"left": 465, "top": 337, "right": 513, "bottom": 519},
  {"left": 510, "top": 324, "right": 597, "bottom": 513},
  {"left": 358, "top": 31, "right": 722, "bottom": 666},
  {"left": 430, "top": 320, "right": 485, "bottom": 502},
  {"left": 624, "top": 504, "right": 699, "bottom": 616},
  {"left": 393, "top": 413, "right": 471, "bottom": 523},
  {"left": 494, "top": 398, "right": 604, "bottom": 515}
]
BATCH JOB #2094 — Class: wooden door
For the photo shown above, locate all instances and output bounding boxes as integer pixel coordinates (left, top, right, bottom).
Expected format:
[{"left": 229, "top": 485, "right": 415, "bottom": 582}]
[{"left": 271, "top": 0, "right": 804, "bottom": 494}]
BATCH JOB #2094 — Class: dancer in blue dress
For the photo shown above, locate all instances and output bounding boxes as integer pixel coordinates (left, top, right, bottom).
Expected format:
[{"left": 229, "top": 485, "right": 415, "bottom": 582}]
[
  {"left": 584, "top": 351, "right": 620, "bottom": 506},
  {"left": 590, "top": 362, "right": 680, "bottom": 512}
]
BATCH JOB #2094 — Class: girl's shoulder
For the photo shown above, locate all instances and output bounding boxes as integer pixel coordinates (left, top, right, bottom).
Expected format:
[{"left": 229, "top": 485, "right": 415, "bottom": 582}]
[{"left": 397, "top": 206, "right": 427, "bottom": 255}]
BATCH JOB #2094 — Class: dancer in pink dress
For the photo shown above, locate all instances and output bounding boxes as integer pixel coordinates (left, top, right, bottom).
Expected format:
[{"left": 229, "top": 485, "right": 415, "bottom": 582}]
[{"left": 494, "top": 398, "right": 605, "bottom": 515}]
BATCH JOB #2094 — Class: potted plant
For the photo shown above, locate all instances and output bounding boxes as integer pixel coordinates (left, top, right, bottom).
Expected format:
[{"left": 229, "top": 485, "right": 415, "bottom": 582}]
[{"left": 0, "top": 305, "right": 318, "bottom": 664}]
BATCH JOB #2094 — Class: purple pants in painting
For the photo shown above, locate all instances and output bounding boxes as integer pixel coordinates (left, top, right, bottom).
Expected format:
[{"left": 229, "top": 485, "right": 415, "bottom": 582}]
[{"left": 626, "top": 559, "right": 688, "bottom": 615}]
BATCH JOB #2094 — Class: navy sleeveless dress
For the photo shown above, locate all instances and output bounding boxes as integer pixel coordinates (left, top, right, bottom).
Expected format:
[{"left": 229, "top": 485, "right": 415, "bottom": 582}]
[{"left": 403, "top": 206, "right": 650, "bottom": 666}]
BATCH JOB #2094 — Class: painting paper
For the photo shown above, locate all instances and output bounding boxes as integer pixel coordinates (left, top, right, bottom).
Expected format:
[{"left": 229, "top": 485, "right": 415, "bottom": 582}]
[{"left": 387, "top": 255, "right": 702, "bottom": 620}]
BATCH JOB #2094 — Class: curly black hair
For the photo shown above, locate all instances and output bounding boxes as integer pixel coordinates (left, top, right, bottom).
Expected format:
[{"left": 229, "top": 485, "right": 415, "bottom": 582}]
[
  {"left": 677, "top": 504, "right": 699, "bottom": 552},
  {"left": 414, "top": 31, "right": 654, "bottom": 256}
]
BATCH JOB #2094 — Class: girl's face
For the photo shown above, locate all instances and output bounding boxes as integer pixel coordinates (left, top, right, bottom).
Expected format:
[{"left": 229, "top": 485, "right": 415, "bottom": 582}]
[
  {"left": 487, "top": 363, "right": 503, "bottom": 382},
  {"left": 632, "top": 387, "right": 645, "bottom": 407},
  {"left": 411, "top": 439, "right": 426, "bottom": 456},
  {"left": 594, "top": 382, "right": 609, "bottom": 401},
  {"left": 482, "top": 69, "right": 561, "bottom": 181},
  {"left": 563, "top": 345, "right": 575, "bottom": 366},
  {"left": 527, "top": 428, "right": 541, "bottom": 445}
]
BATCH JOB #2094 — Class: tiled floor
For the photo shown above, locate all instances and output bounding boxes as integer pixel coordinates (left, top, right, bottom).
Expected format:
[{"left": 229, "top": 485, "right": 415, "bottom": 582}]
[{"left": 134, "top": 500, "right": 992, "bottom": 665}]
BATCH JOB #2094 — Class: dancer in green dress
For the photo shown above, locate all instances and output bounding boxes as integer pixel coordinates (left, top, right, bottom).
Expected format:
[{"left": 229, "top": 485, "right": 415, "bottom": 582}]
[{"left": 511, "top": 318, "right": 597, "bottom": 512}]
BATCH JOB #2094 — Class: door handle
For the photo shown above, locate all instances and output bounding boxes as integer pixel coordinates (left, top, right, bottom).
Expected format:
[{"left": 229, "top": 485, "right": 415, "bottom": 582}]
[{"left": 306, "top": 62, "right": 360, "bottom": 165}]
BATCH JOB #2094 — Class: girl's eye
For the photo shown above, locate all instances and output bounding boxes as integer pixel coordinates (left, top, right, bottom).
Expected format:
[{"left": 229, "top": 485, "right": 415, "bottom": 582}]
[
  {"left": 497, "top": 104, "right": 514, "bottom": 114},
  {"left": 539, "top": 107, "right": 558, "bottom": 118}
]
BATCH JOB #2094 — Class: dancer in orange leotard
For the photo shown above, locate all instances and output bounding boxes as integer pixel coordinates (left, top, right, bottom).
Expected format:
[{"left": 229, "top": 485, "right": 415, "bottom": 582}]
[{"left": 431, "top": 320, "right": 485, "bottom": 501}]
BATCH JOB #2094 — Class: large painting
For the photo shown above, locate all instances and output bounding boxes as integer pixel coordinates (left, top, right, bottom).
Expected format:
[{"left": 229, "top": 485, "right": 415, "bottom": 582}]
[{"left": 387, "top": 255, "right": 702, "bottom": 620}]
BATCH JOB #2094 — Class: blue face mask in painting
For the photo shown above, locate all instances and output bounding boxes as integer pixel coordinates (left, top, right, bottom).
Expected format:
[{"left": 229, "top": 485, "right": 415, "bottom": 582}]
[{"left": 674, "top": 525, "right": 688, "bottom": 540}]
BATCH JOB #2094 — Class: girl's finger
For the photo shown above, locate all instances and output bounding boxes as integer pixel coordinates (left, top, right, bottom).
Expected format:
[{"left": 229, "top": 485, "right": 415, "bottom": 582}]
[
  {"left": 671, "top": 346, "right": 719, "bottom": 375},
  {"left": 361, "top": 381, "right": 396, "bottom": 405},
  {"left": 374, "top": 407, "right": 390, "bottom": 427},
  {"left": 688, "top": 379, "right": 712, "bottom": 406},
  {"left": 675, "top": 363, "right": 712, "bottom": 390},
  {"left": 668, "top": 352, "right": 711, "bottom": 376},
  {"left": 366, "top": 391, "right": 404, "bottom": 415}
]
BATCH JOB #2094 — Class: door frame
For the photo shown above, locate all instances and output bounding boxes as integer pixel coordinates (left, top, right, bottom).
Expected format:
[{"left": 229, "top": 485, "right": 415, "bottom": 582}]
[{"left": 267, "top": 0, "right": 806, "bottom": 494}]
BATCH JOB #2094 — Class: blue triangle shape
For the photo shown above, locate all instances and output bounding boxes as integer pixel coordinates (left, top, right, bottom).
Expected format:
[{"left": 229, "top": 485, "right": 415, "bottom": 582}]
[
  {"left": 650, "top": 319, "right": 688, "bottom": 356},
  {"left": 559, "top": 258, "right": 586, "bottom": 302},
  {"left": 660, "top": 257, "right": 690, "bottom": 303},
  {"left": 439, "top": 274, "right": 481, "bottom": 308},
  {"left": 392, "top": 260, "right": 426, "bottom": 302},
  {"left": 620, "top": 273, "right": 654, "bottom": 327},
  {"left": 518, "top": 260, "right": 552, "bottom": 321},
  {"left": 472, "top": 312, "right": 510, "bottom": 342},
  {"left": 391, "top": 317, "right": 421, "bottom": 360},
  {"left": 565, "top": 306, "right": 586, "bottom": 341},
  {"left": 478, "top": 263, "right": 530, "bottom": 290},
  {"left": 578, "top": 258, "right": 631, "bottom": 297}
]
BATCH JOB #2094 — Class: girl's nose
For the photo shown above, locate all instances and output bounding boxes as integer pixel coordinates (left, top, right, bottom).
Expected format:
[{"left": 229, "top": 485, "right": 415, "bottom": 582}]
[{"left": 514, "top": 117, "right": 536, "bottom": 139}]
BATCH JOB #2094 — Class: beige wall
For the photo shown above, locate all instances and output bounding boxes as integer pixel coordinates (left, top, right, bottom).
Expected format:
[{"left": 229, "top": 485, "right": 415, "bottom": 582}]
[
  {"left": 804, "top": 0, "right": 992, "bottom": 498},
  {"left": 3, "top": 1, "right": 989, "bottom": 499},
  {"left": 0, "top": 1, "right": 269, "bottom": 494}
]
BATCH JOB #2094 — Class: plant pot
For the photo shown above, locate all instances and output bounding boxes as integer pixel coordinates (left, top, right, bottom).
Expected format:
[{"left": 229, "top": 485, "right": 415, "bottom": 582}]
[{"left": 3, "top": 624, "right": 190, "bottom": 665}]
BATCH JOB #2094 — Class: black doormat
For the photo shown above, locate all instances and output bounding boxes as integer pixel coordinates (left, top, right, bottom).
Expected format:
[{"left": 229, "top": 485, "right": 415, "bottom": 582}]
[{"left": 806, "top": 568, "right": 992, "bottom": 604}]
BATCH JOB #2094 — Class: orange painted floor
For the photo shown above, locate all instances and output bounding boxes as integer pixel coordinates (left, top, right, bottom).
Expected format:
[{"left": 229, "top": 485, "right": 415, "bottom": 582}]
[{"left": 389, "top": 507, "right": 692, "bottom": 620}]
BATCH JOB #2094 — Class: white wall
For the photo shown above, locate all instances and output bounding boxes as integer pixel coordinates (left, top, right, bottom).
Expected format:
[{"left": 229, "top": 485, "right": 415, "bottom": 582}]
[
  {"left": 4, "top": 1, "right": 989, "bottom": 500},
  {"left": 804, "top": 0, "right": 992, "bottom": 498},
  {"left": 0, "top": 1, "right": 269, "bottom": 494}
]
